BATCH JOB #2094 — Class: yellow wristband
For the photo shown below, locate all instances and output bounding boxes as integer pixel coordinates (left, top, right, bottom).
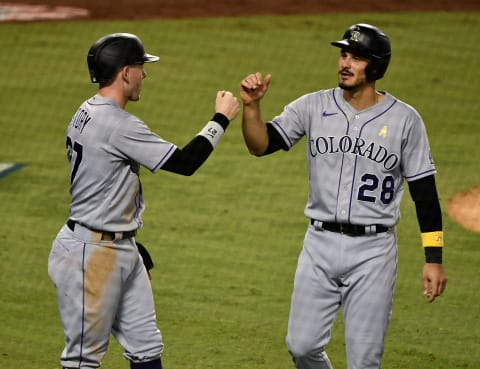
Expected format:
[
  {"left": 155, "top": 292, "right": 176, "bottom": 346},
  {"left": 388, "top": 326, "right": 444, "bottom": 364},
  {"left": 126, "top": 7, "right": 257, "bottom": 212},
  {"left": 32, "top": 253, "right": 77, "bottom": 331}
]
[{"left": 421, "top": 231, "right": 444, "bottom": 247}]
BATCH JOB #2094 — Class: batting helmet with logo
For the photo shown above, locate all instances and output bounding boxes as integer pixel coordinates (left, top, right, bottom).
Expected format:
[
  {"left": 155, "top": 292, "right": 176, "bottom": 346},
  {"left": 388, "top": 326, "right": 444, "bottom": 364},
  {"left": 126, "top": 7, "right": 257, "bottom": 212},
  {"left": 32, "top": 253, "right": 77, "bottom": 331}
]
[
  {"left": 87, "top": 33, "right": 160, "bottom": 84},
  {"left": 331, "top": 24, "right": 391, "bottom": 81}
]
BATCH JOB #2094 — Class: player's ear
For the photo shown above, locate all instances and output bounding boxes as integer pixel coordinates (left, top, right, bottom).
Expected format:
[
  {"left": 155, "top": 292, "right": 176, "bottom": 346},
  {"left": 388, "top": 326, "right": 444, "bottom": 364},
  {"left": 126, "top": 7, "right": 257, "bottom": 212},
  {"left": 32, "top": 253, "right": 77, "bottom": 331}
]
[{"left": 120, "top": 65, "right": 130, "bottom": 82}]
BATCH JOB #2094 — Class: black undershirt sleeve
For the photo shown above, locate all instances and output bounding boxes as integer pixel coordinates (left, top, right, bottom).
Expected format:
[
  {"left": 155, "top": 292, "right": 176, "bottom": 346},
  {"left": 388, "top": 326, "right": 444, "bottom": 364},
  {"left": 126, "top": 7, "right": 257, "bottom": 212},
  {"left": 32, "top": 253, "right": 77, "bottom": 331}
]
[
  {"left": 407, "top": 175, "right": 443, "bottom": 263},
  {"left": 160, "top": 113, "right": 229, "bottom": 176},
  {"left": 263, "top": 123, "right": 289, "bottom": 155}
]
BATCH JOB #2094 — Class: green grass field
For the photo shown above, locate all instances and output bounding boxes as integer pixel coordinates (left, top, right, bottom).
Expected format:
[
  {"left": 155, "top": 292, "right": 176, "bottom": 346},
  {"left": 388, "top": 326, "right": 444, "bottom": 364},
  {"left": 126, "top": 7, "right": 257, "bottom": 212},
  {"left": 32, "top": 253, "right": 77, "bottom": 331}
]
[{"left": 1, "top": 12, "right": 479, "bottom": 369}]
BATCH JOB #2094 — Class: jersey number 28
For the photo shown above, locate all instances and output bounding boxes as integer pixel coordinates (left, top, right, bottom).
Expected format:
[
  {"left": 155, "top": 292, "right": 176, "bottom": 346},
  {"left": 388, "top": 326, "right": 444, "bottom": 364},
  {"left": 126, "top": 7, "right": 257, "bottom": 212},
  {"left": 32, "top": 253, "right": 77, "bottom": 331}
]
[{"left": 357, "top": 173, "right": 395, "bottom": 205}]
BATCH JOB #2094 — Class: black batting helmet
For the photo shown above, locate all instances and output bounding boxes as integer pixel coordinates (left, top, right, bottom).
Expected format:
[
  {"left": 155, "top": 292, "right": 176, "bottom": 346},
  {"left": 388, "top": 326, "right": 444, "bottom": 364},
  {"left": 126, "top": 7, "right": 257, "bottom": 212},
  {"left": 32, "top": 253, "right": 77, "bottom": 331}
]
[
  {"left": 87, "top": 33, "right": 159, "bottom": 84},
  {"left": 331, "top": 24, "right": 391, "bottom": 81}
]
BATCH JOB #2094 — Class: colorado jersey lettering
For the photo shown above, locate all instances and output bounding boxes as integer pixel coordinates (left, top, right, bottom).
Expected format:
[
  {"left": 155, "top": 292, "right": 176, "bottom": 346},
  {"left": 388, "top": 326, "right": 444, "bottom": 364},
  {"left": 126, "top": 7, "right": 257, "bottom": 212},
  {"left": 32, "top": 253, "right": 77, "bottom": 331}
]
[{"left": 269, "top": 87, "right": 435, "bottom": 226}]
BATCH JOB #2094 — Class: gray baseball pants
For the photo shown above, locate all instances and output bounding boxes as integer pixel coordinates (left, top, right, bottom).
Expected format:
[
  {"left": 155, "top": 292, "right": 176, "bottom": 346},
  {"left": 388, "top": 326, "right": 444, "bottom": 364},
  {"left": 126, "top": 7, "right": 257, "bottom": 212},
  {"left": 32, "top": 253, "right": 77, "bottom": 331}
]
[{"left": 286, "top": 224, "right": 397, "bottom": 369}]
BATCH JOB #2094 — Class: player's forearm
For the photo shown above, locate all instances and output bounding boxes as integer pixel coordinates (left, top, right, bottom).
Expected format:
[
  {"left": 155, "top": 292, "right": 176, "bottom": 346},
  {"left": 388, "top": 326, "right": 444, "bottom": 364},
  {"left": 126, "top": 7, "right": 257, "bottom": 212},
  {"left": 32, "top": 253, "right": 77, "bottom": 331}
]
[
  {"left": 161, "top": 113, "right": 229, "bottom": 175},
  {"left": 408, "top": 175, "right": 443, "bottom": 264},
  {"left": 416, "top": 197, "right": 443, "bottom": 264},
  {"left": 242, "top": 102, "right": 269, "bottom": 156}
]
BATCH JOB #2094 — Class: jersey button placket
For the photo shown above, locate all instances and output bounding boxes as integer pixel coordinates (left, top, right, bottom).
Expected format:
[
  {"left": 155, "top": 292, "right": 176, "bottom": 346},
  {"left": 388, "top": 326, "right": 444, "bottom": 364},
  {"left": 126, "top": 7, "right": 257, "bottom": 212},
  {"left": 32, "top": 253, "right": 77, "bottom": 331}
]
[
  {"left": 336, "top": 160, "right": 354, "bottom": 222},
  {"left": 353, "top": 114, "right": 360, "bottom": 132},
  {"left": 336, "top": 115, "right": 358, "bottom": 223}
]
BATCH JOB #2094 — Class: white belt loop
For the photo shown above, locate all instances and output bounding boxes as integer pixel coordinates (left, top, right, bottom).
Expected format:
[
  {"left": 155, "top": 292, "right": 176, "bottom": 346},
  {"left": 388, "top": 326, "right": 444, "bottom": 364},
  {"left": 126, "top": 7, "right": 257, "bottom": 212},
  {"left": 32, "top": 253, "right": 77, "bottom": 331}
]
[
  {"left": 312, "top": 220, "right": 324, "bottom": 231},
  {"left": 365, "top": 225, "right": 374, "bottom": 235}
]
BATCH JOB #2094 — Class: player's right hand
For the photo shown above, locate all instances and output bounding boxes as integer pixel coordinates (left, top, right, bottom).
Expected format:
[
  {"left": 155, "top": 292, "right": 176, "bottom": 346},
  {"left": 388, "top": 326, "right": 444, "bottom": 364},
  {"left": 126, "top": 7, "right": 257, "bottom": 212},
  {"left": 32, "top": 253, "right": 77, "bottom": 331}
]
[
  {"left": 215, "top": 90, "right": 240, "bottom": 122},
  {"left": 240, "top": 72, "right": 272, "bottom": 105}
]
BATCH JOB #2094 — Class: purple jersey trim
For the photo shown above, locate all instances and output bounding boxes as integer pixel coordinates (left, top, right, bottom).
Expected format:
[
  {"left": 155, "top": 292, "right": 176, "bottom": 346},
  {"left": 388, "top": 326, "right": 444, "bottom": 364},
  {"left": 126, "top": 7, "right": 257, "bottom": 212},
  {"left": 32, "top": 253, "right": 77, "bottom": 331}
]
[
  {"left": 405, "top": 169, "right": 437, "bottom": 181},
  {"left": 332, "top": 89, "right": 350, "bottom": 130},
  {"left": 332, "top": 89, "right": 351, "bottom": 223},
  {"left": 80, "top": 243, "right": 87, "bottom": 367},
  {"left": 152, "top": 144, "right": 177, "bottom": 172},
  {"left": 270, "top": 120, "right": 293, "bottom": 147},
  {"left": 86, "top": 100, "right": 112, "bottom": 107}
]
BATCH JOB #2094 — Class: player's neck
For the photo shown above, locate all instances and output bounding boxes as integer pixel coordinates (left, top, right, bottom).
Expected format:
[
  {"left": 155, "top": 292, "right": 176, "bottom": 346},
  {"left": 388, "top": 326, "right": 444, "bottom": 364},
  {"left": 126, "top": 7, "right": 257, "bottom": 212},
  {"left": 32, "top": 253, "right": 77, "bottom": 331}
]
[
  {"left": 342, "top": 84, "right": 380, "bottom": 111},
  {"left": 98, "top": 87, "right": 128, "bottom": 109}
]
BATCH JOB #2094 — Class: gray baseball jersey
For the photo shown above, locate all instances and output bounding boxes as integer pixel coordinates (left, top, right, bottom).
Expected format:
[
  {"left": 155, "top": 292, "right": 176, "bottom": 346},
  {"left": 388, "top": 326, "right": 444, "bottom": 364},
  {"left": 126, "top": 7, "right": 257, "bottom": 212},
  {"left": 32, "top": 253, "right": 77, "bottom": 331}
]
[
  {"left": 66, "top": 94, "right": 176, "bottom": 232},
  {"left": 269, "top": 87, "right": 436, "bottom": 226},
  {"left": 268, "top": 87, "right": 436, "bottom": 369},
  {"left": 49, "top": 93, "right": 174, "bottom": 367}
]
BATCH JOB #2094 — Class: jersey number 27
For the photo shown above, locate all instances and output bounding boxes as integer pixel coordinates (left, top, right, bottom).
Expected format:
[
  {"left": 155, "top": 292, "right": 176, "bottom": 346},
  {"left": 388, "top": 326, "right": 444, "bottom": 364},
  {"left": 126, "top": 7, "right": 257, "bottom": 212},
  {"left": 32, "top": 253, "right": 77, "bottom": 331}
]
[{"left": 66, "top": 136, "right": 83, "bottom": 184}]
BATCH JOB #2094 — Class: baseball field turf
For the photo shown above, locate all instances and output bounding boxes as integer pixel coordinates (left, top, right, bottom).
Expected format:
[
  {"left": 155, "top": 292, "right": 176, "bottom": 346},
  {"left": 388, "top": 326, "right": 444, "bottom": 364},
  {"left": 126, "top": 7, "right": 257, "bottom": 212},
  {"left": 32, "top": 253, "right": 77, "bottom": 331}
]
[{"left": 0, "top": 12, "right": 479, "bottom": 369}]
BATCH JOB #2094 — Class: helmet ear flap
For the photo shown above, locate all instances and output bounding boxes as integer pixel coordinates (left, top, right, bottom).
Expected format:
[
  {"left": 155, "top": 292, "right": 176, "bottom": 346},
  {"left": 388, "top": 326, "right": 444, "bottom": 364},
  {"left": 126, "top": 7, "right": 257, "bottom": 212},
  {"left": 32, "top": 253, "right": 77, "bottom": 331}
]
[{"left": 365, "top": 54, "right": 391, "bottom": 81}]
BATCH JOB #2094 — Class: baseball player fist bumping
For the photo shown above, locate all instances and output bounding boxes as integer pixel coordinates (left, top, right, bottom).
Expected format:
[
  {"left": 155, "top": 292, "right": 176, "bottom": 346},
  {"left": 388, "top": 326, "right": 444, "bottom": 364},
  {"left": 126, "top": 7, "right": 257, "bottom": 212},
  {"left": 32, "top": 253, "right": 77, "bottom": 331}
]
[
  {"left": 240, "top": 72, "right": 271, "bottom": 104},
  {"left": 216, "top": 90, "right": 240, "bottom": 122},
  {"left": 48, "top": 33, "right": 239, "bottom": 369},
  {"left": 240, "top": 24, "right": 447, "bottom": 369},
  {"left": 240, "top": 73, "right": 273, "bottom": 155}
]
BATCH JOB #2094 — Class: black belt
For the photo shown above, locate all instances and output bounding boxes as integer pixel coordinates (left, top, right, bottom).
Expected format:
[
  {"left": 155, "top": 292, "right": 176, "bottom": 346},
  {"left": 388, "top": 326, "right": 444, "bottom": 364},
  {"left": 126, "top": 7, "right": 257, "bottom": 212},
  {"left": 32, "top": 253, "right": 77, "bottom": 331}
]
[
  {"left": 67, "top": 219, "right": 136, "bottom": 240},
  {"left": 310, "top": 220, "right": 388, "bottom": 236}
]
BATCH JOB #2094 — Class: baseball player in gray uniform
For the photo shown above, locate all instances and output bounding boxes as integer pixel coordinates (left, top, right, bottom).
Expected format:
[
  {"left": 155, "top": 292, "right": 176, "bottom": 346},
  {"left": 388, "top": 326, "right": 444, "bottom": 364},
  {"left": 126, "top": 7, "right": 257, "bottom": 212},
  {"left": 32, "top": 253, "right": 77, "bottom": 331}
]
[
  {"left": 239, "top": 24, "right": 447, "bottom": 369},
  {"left": 48, "top": 33, "right": 239, "bottom": 369}
]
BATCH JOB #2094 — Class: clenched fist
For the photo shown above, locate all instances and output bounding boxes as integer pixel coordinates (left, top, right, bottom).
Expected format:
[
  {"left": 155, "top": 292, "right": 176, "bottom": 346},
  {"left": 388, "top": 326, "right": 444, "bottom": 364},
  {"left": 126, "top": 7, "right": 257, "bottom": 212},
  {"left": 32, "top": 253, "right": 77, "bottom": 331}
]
[{"left": 215, "top": 90, "right": 240, "bottom": 122}]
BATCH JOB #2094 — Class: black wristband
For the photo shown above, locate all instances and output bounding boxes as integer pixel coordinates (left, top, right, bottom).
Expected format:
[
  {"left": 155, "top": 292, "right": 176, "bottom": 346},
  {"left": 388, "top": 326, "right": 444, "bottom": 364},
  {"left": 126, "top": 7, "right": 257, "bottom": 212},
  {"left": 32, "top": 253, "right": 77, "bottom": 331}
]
[
  {"left": 212, "top": 113, "right": 230, "bottom": 130},
  {"left": 425, "top": 247, "right": 442, "bottom": 264}
]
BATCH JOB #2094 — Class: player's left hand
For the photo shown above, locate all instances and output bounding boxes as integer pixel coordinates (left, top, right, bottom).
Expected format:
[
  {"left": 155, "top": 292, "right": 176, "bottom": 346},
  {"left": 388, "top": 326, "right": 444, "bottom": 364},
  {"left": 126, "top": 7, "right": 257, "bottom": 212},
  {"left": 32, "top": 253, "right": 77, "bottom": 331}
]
[{"left": 422, "top": 263, "right": 447, "bottom": 303}]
